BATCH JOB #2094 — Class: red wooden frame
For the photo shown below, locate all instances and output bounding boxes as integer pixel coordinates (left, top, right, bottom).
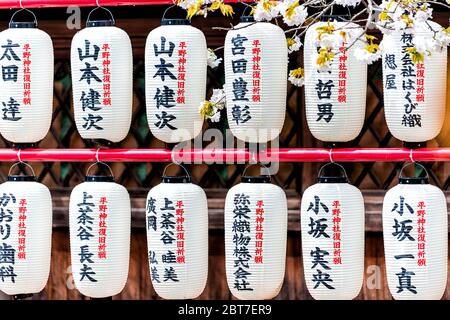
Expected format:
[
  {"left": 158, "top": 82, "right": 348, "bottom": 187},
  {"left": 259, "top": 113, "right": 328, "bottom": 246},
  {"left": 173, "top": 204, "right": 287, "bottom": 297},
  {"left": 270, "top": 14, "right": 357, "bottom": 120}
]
[
  {"left": 0, "top": 0, "right": 241, "bottom": 9},
  {"left": 1, "top": 148, "right": 448, "bottom": 162}
]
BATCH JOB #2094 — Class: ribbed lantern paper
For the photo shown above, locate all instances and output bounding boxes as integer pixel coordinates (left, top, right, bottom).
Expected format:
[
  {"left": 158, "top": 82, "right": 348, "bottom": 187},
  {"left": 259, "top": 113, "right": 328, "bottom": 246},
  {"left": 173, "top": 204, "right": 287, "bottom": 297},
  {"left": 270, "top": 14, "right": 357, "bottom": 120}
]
[
  {"left": 146, "top": 172, "right": 208, "bottom": 299},
  {"left": 69, "top": 171, "right": 131, "bottom": 298},
  {"left": 0, "top": 16, "right": 53, "bottom": 145},
  {"left": 383, "top": 166, "right": 448, "bottom": 300},
  {"left": 382, "top": 21, "right": 447, "bottom": 143},
  {"left": 304, "top": 22, "right": 367, "bottom": 143},
  {"left": 71, "top": 17, "right": 132, "bottom": 143},
  {"left": 224, "top": 16, "right": 287, "bottom": 143},
  {"left": 224, "top": 175, "right": 287, "bottom": 299},
  {"left": 301, "top": 164, "right": 364, "bottom": 300},
  {"left": 0, "top": 170, "right": 52, "bottom": 296},
  {"left": 146, "top": 19, "right": 207, "bottom": 143}
]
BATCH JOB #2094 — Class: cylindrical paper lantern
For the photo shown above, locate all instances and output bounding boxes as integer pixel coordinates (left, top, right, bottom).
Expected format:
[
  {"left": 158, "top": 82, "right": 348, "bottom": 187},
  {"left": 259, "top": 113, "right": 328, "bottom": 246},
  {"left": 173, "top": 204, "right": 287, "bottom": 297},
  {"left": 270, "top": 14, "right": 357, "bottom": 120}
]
[
  {"left": 301, "top": 164, "right": 364, "bottom": 300},
  {"left": 304, "top": 22, "right": 367, "bottom": 143},
  {"left": 382, "top": 21, "right": 447, "bottom": 143},
  {"left": 0, "top": 15, "right": 53, "bottom": 145},
  {"left": 383, "top": 165, "right": 447, "bottom": 300},
  {"left": 225, "top": 174, "right": 287, "bottom": 299},
  {"left": 71, "top": 17, "right": 132, "bottom": 143},
  {"left": 0, "top": 167, "right": 52, "bottom": 296},
  {"left": 224, "top": 16, "right": 288, "bottom": 143},
  {"left": 146, "top": 171, "right": 208, "bottom": 299},
  {"left": 69, "top": 168, "right": 131, "bottom": 298},
  {"left": 145, "top": 18, "right": 207, "bottom": 143}
]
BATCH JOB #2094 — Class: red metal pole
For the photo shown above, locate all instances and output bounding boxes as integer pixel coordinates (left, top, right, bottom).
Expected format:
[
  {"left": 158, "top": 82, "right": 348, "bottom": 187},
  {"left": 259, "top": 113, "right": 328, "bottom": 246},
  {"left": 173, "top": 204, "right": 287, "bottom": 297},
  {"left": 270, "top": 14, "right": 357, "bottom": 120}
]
[
  {"left": 0, "top": 0, "right": 241, "bottom": 9},
  {"left": 2, "top": 148, "right": 450, "bottom": 163}
]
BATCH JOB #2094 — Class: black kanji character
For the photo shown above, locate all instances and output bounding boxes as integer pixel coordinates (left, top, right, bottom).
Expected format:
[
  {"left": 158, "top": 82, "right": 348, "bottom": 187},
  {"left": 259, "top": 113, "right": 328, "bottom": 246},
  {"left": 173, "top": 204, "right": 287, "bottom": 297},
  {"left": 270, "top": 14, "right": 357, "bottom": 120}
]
[
  {"left": 1, "top": 97, "right": 21, "bottom": 121},
  {"left": 79, "top": 62, "right": 101, "bottom": 84},
  {"left": 312, "top": 269, "right": 335, "bottom": 290},
  {"left": 396, "top": 267, "right": 417, "bottom": 294},
  {"left": 153, "top": 58, "right": 176, "bottom": 81},
  {"left": 315, "top": 80, "right": 335, "bottom": 100},
  {"left": 2, "top": 65, "right": 18, "bottom": 82},
  {"left": 392, "top": 218, "right": 415, "bottom": 241},
  {"left": 83, "top": 114, "right": 104, "bottom": 130},
  {"left": 155, "top": 111, "right": 176, "bottom": 130},
  {"left": 317, "top": 103, "right": 334, "bottom": 123},
  {"left": 0, "top": 40, "right": 20, "bottom": 61},
  {"left": 307, "top": 195, "right": 329, "bottom": 215},
  {"left": 79, "top": 263, "right": 97, "bottom": 282},
  {"left": 308, "top": 217, "right": 329, "bottom": 239},
  {"left": 153, "top": 37, "right": 175, "bottom": 57},
  {"left": 80, "top": 89, "right": 102, "bottom": 112},
  {"left": 310, "top": 247, "right": 331, "bottom": 270},
  {"left": 163, "top": 266, "right": 179, "bottom": 282},
  {"left": 79, "top": 245, "right": 94, "bottom": 264},
  {"left": 231, "top": 34, "right": 248, "bottom": 55},
  {"left": 154, "top": 86, "right": 175, "bottom": 109},
  {"left": 78, "top": 40, "right": 100, "bottom": 61}
]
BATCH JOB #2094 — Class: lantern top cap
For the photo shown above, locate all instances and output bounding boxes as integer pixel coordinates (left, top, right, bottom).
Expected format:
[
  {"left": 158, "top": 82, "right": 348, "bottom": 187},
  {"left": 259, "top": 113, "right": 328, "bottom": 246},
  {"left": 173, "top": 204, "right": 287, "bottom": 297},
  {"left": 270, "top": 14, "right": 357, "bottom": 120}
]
[
  {"left": 241, "top": 175, "right": 271, "bottom": 183},
  {"left": 87, "top": 20, "right": 115, "bottom": 27},
  {"left": 318, "top": 176, "right": 348, "bottom": 183},
  {"left": 9, "top": 21, "right": 37, "bottom": 29},
  {"left": 85, "top": 175, "right": 115, "bottom": 183},
  {"left": 240, "top": 16, "right": 255, "bottom": 23},
  {"left": 161, "top": 19, "right": 191, "bottom": 26},
  {"left": 162, "top": 176, "right": 192, "bottom": 183},
  {"left": 399, "top": 176, "right": 429, "bottom": 185},
  {"left": 7, "top": 175, "right": 36, "bottom": 182}
]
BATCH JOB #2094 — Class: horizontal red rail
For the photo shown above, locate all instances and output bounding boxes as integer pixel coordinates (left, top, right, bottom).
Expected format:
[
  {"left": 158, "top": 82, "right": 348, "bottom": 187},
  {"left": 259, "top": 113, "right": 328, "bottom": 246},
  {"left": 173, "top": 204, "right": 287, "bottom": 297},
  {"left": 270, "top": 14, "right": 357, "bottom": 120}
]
[
  {"left": 1, "top": 148, "right": 450, "bottom": 162},
  {"left": 0, "top": 0, "right": 240, "bottom": 9}
]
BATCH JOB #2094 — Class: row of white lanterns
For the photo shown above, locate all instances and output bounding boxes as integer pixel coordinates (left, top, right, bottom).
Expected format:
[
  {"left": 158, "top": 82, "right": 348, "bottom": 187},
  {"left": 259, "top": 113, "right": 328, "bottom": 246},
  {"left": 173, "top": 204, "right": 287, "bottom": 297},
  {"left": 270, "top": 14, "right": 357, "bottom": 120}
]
[
  {"left": 0, "top": 13, "right": 446, "bottom": 146},
  {"left": 0, "top": 161, "right": 446, "bottom": 300}
]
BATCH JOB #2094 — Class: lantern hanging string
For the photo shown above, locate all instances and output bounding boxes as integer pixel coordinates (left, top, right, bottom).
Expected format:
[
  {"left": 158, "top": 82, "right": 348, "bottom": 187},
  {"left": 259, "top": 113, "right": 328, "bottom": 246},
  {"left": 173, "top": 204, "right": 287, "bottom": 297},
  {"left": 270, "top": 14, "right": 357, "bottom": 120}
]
[
  {"left": 9, "top": 149, "right": 36, "bottom": 177},
  {"left": 242, "top": 162, "right": 272, "bottom": 181},
  {"left": 10, "top": 2, "right": 38, "bottom": 27},
  {"left": 86, "top": 0, "right": 115, "bottom": 25},
  {"left": 85, "top": 149, "right": 115, "bottom": 179},
  {"left": 328, "top": 149, "right": 334, "bottom": 163},
  {"left": 399, "top": 161, "right": 430, "bottom": 181},
  {"left": 317, "top": 162, "right": 349, "bottom": 182},
  {"left": 409, "top": 149, "right": 415, "bottom": 163},
  {"left": 162, "top": 162, "right": 191, "bottom": 178}
]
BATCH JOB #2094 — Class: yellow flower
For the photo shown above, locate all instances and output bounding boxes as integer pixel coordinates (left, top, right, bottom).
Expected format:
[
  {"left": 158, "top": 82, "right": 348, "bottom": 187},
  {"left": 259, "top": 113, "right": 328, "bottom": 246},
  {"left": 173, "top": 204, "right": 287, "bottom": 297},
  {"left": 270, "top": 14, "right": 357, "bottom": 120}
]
[
  {"left": 443, "top": 26, "right": 450, "bottom": 34},
  {"left": 379, "top": 10, "right": 391, "bottom": 22},
  {"left": 316, "top": 22, "right": 335, "bottom": 41},
  {"left": 186, "top": 0, "right": 202, "bottom": 19},
  {"left": 263, "top": 0, "right": 278, "bottom": 12},
  {"left": 219, "top": 3, "right": 234, "bottom": 17},
  {"left": 405, "top": 47, "right": 425, "bottom": 64},
  {"left": 289, "top": 67, "right": 304, "bottom": 78},
  {"left": 401, "top": 14, "right": 414, "bottom": 28},
  {"left": 199, "top": 101, "right": 215, "bottom": 119},
  {"left": 286, "top": 37, "right": 296, "bottom": 47},
  {"left": 285, "top": 0, "right": 300, "bottom": 20},
  {"left": 365, "top": 43, "right": 380, "bottom": 54},
  {"left": 316, "top": 47, "right": 335, "bottom": 67}
]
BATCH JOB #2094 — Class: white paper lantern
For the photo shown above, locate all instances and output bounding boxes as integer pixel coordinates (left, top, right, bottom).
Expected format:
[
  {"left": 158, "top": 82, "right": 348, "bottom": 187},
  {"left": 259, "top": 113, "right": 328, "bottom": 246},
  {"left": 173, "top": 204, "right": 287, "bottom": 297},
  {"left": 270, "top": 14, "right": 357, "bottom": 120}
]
[
  {"left": 383, "top": 166, "right": 448, "bottom": 300},
  {"left": 382, "top": 22, "right": 447, "bottom": 144},
  {"left": 145, "top": 19, "right": 207, "bottom": 143},
  {"left": 71, "top": 18, "right": 132, "bottom": 143},
  {"left": 146, "top": 172, "right": 208, "bottom": 299},
  {"left": 224, "top": 175, "right": 287, "bottom": 299},
  {"left": 224, "top": 16, "right": 287, "bottom": 143},
  {"left": 301, "top": 165, "right": 364, "bottom": 300},
  {"left": 304, "top": 21, "right": 367, "bottom": 143},
  {"left": 69, "top": 170, "right": 131, "bottom": 298},
  {"left": 0, "top": 17, "right": 53, "bottom": 145},
  {"left": 0, "top": 169, "right": 52, "bottom": 296}
]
